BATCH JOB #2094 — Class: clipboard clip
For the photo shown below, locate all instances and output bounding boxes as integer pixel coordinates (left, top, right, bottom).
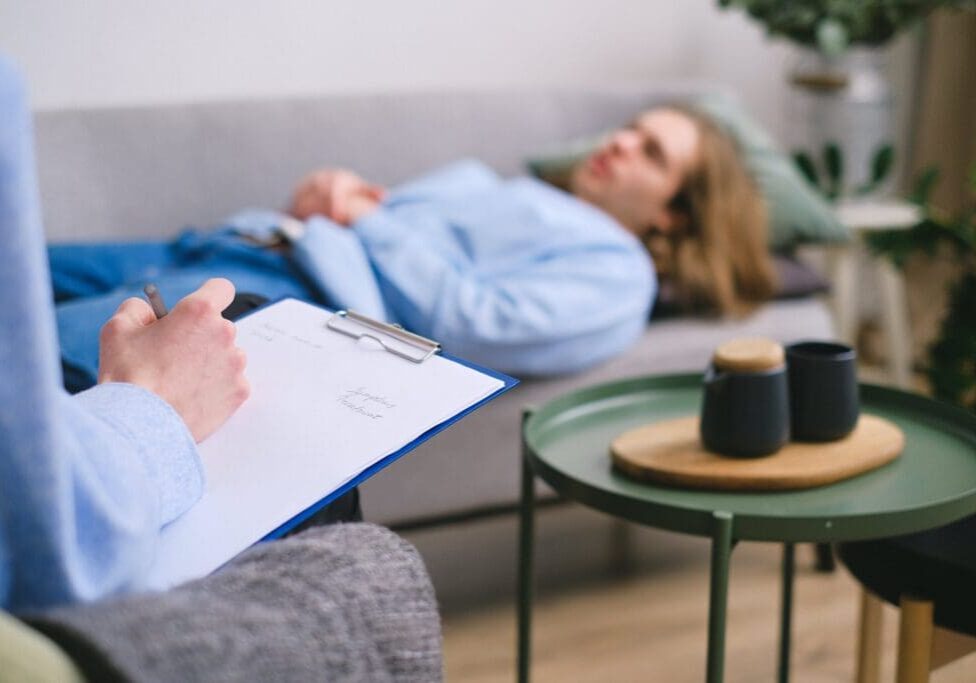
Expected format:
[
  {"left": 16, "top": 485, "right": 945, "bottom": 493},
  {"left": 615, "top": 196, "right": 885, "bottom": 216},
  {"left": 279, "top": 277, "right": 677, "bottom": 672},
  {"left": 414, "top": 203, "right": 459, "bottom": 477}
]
[{"left": 326, "top": 310, "right": 441, "bottom": 363}]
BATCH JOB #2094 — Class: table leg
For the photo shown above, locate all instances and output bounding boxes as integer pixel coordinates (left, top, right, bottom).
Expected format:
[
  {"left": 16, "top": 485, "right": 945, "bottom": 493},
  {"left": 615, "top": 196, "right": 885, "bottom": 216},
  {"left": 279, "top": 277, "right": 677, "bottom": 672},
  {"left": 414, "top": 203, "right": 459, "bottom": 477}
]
[
  {"left": 707, "top": 511, "right": 734, "bottom": 683},
  {"left": 857, "top": 590, "right": 884, "bottom": 683},
  {"left": 778, "top": 542, "right": 796, "bottom": 683},
  {"left": 825, "top": 245, "right": 858, "bottom": 346},
  {"left": 876, "top": 258, "right": 913, "bottom": 389},
  {"left": 517, "top": 412, "right": 536, "bottom": 683}
]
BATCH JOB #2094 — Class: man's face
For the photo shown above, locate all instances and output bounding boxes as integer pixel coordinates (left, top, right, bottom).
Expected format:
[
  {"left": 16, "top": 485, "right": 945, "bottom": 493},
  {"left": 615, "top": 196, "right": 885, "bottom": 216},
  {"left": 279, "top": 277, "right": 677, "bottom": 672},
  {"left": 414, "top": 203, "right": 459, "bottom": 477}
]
[{"left": 570, "top": 108, "right": 701, "bottom": 237}]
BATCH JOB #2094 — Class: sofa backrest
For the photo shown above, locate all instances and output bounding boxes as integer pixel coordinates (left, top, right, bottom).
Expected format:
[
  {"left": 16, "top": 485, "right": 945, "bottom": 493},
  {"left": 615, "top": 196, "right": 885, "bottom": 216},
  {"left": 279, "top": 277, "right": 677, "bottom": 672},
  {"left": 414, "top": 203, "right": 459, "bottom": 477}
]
[{"left": 34, "top": 83, "right": 722, "bottom": 242}]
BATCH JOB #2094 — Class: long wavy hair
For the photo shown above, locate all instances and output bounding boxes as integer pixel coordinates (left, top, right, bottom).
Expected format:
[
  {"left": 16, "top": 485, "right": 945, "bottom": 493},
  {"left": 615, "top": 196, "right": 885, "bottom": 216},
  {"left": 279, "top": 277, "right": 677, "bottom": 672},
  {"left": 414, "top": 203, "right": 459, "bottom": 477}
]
[{"left": 645, "top": 104, "right": 776, "bottom": 317}]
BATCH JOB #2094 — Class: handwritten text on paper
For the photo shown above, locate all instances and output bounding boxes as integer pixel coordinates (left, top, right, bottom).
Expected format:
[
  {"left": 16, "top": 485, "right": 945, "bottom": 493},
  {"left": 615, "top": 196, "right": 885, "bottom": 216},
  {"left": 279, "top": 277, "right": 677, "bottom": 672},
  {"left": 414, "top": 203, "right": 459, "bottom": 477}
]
[{"left": 337, "top": 387, "right": 397, "bottom": 420}]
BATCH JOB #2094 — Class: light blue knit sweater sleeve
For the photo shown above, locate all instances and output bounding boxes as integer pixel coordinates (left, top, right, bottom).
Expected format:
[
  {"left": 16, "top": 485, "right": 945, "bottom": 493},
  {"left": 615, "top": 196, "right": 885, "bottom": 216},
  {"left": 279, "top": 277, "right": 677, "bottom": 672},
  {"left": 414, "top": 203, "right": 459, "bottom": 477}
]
[{"left": 0, "top": 57, "right": 203, "bottom": 610}]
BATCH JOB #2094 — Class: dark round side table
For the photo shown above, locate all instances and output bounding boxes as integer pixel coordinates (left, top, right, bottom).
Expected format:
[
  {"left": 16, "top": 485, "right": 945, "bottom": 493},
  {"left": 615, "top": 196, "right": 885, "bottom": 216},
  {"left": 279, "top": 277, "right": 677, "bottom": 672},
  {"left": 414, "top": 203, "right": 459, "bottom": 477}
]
[{"left": 516, "top": 374, "right": 976, "bottom": 683}]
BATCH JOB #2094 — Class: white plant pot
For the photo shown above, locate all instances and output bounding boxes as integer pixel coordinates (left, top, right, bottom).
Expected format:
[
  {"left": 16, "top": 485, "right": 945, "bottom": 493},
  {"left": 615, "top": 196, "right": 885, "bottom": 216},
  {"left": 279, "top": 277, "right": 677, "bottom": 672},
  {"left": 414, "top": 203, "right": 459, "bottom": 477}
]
[{"left": 787, "top": 46, "right": 896, "bottom": 198}]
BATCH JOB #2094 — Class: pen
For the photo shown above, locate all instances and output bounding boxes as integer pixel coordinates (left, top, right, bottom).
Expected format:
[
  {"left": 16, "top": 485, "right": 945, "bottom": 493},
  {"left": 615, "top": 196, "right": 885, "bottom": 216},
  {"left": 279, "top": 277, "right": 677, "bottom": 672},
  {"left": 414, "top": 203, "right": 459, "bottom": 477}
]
[{"left": 143, "top": 283, "right": 169, "bottom": 319}]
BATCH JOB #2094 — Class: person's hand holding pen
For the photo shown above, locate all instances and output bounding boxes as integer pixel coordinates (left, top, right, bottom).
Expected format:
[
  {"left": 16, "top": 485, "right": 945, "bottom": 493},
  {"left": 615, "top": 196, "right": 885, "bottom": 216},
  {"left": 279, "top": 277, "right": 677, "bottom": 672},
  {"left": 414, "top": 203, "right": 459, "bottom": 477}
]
[{"left": 96, "top": 278, "right": 250, "bottom": 443}]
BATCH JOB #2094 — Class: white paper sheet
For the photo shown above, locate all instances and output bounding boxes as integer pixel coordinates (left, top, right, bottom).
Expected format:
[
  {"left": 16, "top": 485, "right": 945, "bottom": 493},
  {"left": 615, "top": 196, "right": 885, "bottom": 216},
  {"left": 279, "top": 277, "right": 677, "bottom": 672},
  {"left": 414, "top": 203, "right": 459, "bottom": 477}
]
[{"left": 145, "top": 298, "right": 505, "bottom": 589}]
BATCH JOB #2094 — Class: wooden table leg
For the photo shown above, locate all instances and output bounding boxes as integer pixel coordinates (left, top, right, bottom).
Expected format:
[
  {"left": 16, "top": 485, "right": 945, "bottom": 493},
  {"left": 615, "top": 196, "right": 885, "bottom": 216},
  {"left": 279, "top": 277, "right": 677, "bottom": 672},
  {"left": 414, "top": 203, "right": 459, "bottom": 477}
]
[
  {"left": 876, "top": 258, "right": 913, "bottom": 389},
  {"left": 856, "top": 590, "right": 883, "bottom": 683},
  {"left": 896, "top": 595, "right": 934, "bottom": 683}
]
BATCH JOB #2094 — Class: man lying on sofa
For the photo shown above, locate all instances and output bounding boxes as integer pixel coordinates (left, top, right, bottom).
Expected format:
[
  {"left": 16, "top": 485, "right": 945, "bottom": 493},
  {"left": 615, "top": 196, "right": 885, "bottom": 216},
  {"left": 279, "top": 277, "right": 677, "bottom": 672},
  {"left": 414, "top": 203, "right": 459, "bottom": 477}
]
[
  {"left": 51, "top": 103, "right": 778, "bottom": 392},
  {"left": 0, "top": 58, "right": 440, "bottom": 682}
]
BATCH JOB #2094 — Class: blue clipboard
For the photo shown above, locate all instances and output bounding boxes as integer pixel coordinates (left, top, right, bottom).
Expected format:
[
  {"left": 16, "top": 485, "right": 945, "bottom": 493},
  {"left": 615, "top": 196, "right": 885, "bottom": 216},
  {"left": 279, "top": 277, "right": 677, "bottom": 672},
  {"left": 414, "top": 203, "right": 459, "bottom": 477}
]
[{"left": 234, "top": 301, "right": 519, "bottom": 541}]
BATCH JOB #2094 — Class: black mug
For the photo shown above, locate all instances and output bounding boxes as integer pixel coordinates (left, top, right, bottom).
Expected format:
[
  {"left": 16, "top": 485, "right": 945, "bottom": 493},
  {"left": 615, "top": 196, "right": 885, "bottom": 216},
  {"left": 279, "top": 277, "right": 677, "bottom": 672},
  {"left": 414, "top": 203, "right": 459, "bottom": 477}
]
[
  {"left": 786, "top": 341, "right": 860, "bottom": 442},
  {"left": 699, "top": 361, "right": 790, "bottom": 458}
]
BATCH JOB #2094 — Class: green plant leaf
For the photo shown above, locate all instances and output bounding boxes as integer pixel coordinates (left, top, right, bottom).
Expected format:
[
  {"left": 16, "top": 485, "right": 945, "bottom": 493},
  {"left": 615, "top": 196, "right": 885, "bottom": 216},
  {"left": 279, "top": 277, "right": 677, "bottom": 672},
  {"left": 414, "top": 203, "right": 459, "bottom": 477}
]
[
  {"left": 715, "top": 0, "right": 976, "bottom": 52},
  {"left": 855, "top": 144, "right": 897, "bottom": 195},
  {"left": 792, "top": 151, "right": 820, "bottom": 188},
  {"left": 910, "top": 166, "right": 940, "bottom": 206},
  {"left": 864, "top": 217, "right": 951, "bottom": 269},
  {"left": 870, "top": 144, "right": 895, "bottom": 184},
  {"left": 927, "top": 272, "right": 976, "bottom": 412}
]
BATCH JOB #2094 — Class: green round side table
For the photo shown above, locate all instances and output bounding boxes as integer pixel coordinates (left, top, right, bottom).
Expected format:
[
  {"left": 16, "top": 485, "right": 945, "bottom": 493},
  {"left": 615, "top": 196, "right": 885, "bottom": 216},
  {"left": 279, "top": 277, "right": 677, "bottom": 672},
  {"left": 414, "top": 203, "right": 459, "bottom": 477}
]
[{"left": 516, "top": 374, "right": 976, "bottom": 683}]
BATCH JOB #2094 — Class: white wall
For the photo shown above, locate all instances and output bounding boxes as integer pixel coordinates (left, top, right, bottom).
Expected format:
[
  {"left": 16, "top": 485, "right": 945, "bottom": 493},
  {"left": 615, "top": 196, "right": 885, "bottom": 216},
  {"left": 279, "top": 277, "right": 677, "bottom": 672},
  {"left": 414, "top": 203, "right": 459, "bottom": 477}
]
[
  {"left": 2, "top": 3, "right": 786, "bottom": 121},
  {"left": 2, "top": 0, "right": 918, "bottom": 144}
]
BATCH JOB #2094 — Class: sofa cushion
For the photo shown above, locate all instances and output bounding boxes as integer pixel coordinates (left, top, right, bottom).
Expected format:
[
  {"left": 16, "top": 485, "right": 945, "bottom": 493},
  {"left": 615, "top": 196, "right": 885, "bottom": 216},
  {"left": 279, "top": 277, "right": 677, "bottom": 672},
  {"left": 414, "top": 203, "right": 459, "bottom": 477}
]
[{"left": 653, "top": 253, "right": 830, "bottom": 318}]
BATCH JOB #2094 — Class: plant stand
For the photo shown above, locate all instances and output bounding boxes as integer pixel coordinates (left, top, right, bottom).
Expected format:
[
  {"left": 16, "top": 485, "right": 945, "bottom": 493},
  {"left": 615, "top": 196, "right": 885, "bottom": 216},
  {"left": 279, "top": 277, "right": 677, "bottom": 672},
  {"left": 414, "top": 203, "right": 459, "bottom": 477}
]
[{"left": 825, "top": 198, "right": 922, "bottom": 389}]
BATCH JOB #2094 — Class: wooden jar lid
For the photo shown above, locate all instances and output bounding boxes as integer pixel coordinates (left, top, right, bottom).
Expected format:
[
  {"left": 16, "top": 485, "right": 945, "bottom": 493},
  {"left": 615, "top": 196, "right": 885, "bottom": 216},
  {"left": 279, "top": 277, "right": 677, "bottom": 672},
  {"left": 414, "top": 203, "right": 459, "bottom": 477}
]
[{"left": 712, "top": 337, "right": 784, "bottom": 372}]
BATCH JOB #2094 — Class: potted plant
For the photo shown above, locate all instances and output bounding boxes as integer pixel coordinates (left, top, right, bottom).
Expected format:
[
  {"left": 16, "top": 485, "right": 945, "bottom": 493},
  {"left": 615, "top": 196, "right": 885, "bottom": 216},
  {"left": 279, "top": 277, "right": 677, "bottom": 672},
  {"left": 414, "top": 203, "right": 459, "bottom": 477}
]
[
  {"left": 717, "top": 1, "right": 974, "bottom": 55},
  {"left": 718, "top": 0, "right": 975, "bottom": 197}
]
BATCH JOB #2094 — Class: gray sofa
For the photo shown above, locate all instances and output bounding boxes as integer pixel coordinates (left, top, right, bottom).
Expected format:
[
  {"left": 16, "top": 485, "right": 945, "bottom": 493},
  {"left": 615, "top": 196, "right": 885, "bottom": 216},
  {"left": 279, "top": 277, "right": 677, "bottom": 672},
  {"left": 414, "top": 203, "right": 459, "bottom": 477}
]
[{"left": 36, "top": 85, "right": 836, "bottom": 602}]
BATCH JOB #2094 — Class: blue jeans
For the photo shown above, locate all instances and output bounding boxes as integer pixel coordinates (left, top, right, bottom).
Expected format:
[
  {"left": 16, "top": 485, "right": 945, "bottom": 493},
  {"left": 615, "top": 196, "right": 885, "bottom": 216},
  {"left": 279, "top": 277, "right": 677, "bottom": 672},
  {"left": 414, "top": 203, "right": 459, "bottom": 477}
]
[{"left": 52, "top": 228, "right": 320, "bottom": 392}]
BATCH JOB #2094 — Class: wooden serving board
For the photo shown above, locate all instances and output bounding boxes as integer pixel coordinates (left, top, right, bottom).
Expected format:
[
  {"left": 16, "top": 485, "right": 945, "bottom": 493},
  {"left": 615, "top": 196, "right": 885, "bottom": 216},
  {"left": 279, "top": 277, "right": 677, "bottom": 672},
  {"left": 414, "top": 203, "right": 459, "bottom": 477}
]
[{"left": 610, "top": 414, "right": 904, "bottom": 492}]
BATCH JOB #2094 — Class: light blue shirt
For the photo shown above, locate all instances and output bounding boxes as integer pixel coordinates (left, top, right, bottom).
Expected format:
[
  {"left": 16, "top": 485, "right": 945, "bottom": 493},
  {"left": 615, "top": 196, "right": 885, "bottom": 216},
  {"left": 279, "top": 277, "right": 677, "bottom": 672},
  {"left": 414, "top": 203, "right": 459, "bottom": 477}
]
[
  {"left": 0, "top": 59, "right": 203, "bottom": 610},
  {"left": 241, "top": 160, "right": 657, "bottom": 375}
]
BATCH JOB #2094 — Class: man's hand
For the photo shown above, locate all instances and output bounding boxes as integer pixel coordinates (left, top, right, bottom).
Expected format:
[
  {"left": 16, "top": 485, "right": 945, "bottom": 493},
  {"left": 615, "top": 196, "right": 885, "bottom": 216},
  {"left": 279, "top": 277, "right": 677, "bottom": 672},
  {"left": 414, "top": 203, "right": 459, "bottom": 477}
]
[
  {"left": 97, "top": 278, "right": 250, "bottom": 443},
  {"left": 288, "top": 168, "right": 385, "bottom": 225}
]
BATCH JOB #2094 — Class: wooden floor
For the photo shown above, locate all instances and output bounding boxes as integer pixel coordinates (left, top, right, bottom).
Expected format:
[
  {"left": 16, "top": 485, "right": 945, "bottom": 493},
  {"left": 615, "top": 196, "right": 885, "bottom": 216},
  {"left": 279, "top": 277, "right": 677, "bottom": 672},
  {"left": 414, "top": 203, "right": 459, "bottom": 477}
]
[{"left": 440, "top": 541, "right": 975, "bottom": 682}]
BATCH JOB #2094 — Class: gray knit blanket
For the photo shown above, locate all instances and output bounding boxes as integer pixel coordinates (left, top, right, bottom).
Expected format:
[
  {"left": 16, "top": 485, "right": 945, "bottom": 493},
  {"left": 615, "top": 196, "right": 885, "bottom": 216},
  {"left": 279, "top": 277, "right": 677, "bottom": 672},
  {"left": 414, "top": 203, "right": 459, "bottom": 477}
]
[{"left": 23, "top": 523, "right": 442, "bottom": 682}]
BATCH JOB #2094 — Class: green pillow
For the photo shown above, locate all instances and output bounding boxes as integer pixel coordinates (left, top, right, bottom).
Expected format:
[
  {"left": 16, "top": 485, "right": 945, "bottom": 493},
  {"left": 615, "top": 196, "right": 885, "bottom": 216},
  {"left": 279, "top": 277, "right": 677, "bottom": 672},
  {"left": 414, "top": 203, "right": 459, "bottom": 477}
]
[{"left": 525, "top": 92, "right": 849, "bottom": 250}]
